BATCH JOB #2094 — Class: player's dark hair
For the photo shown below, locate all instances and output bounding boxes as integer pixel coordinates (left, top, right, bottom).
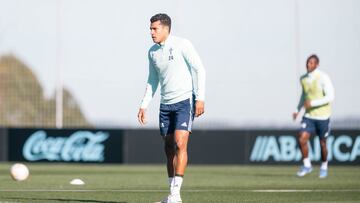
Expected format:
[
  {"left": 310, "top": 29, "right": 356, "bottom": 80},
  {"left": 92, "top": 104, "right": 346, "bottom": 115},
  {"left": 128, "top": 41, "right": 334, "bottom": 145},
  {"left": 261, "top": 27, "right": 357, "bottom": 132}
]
[
  {"left": 150, "top": 13, "right": 171, "bottom": 32},
  {"left": 306, "top": 54, "right": 320, "bottom": 66}
]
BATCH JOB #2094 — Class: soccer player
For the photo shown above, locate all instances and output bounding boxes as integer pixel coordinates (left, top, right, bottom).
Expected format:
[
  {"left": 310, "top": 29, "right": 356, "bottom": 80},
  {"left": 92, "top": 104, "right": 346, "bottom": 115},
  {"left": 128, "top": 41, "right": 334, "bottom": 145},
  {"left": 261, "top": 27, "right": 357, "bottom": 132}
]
[
  {"left": 137, "top": 13, "right": 205, "bottom": 203},
  {"left": 293, "top": 54, "right": 334, "bottom": 178}
]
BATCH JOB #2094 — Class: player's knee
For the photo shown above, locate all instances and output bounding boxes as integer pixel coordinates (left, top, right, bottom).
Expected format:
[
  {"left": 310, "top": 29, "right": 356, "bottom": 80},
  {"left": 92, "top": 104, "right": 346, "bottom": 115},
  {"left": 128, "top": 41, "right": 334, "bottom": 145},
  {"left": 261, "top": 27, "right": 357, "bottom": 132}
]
[
  {"left": 320, "top": 139, "right": 327, "bottom": 148},
  {"left": 165, "top": 143, "right": 174, "bottom": 152},
  {"left": 175, "top": 140, "right": 187, "bottom": 151},
  {"left": 298, "top": 136, "right": 307, "bottom": 145}
]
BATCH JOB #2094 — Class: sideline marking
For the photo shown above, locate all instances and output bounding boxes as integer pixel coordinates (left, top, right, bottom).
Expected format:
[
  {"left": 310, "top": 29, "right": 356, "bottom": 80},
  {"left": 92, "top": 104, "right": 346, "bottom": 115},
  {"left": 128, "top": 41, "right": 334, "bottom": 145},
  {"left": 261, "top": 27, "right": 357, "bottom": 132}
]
[{"left": 0, "top": 189, "right": 359, "bottom": 193}]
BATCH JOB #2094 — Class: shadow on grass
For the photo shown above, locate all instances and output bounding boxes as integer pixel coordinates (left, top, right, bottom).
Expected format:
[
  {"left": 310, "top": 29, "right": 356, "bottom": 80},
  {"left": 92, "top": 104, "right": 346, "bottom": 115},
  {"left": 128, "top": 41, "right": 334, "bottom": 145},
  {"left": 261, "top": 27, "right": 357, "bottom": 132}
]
[{"left": 5, "top": 197, "right": 125, "bottom": 203}]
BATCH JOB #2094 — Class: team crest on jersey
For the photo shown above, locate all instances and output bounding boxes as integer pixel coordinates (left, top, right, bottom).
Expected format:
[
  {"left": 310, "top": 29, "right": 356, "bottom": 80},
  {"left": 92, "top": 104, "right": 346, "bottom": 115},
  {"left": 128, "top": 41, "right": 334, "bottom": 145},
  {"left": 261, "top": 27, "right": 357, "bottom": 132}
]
[{"left": 169, "top": 48, "right": 174, "bottom": 61}]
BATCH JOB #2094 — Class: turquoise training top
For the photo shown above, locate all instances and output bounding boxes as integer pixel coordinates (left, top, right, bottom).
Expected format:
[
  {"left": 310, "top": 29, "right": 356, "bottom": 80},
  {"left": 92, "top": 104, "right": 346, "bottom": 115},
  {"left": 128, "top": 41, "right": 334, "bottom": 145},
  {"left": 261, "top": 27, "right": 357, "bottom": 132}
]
[{"left": 140, "top": 35, "right": 206, "bottom": 109}]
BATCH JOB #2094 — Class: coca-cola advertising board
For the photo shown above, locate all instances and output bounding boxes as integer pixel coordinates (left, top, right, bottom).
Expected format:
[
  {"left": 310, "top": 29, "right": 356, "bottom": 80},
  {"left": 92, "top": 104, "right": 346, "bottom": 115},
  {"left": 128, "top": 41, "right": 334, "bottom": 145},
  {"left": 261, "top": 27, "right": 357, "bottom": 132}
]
[{"left": 8, "top": 128, "right": 124, "bottom": 163}]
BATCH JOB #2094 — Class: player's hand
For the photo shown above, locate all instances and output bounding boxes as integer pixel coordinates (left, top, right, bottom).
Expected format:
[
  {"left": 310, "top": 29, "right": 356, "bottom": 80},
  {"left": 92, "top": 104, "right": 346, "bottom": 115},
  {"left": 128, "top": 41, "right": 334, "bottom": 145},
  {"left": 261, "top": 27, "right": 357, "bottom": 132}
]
[
  {"left": 292, "top": 112, "right": 298, "bottom": 121},
  {"left": 304, "top": 100, "right": 312, "bottom": 110},
  {"left": 137, "top": 108, "right": 147, "bottom": 125},
  {"left": 195, "top": 100, "right": 205, "bottom": 117}
]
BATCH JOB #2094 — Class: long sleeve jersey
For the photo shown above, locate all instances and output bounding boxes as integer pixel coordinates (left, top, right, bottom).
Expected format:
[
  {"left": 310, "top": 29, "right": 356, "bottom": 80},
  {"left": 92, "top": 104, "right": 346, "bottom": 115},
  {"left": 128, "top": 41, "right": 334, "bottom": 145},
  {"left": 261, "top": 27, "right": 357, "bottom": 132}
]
[
  {"left": 296, "top": 69, "right": 335, "bottom": 120},
  {"left": 140, "top": 35, "right": 206, "bottom": 109}
]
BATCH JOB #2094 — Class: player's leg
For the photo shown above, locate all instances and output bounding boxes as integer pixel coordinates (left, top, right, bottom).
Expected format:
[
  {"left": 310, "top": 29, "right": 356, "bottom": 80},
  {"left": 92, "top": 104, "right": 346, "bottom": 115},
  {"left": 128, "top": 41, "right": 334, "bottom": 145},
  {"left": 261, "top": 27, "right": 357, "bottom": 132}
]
[
  {"left": 158, "top": 134, "right": 178, "bottom": 203},
  {"left": 299, "top": 131, "right": 311, "bottom": 159},
  {"left": 319, "top": 138, "right": 328, "bottom": 163},
  {"left": 319, "top": 138, "right": 328, "bottom": 177},
  {"left": 316, "top": 119, "right": 330, "bottom": 178},
  {"left": 174, "top": 130, "right": 189, "bottom": 176},
  {"left": 167, "top": 130, "right": 188, "bottom": 202},
  {"left": 169, "top": 98, "right": 194, "bottom": 202},
  {"left": 297, "top": 118, "right": 315, "bottom": 177},
  {"left": 164, "top": 133, "right": 176, "bottom": 180},
  {"left": 174, "top": 98, "right": 194, "bottom": 176},
  {"left": 159, "top": 103, "right": 177, "bottom": 200}
]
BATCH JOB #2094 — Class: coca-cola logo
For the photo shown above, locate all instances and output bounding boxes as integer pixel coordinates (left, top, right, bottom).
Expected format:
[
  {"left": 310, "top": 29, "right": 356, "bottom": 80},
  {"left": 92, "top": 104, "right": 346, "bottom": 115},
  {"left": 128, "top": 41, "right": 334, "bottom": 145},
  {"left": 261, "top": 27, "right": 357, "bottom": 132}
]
[{"left": 22, "top": 130, "right": 109, "bottom": 162}]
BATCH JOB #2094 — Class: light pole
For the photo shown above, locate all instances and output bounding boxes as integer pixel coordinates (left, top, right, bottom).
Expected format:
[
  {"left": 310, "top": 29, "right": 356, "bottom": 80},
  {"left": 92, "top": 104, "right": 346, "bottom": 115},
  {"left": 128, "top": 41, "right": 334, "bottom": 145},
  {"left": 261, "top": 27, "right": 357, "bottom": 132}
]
[
  {"left": 56, "top": 0, "right": 63, "bottom": 128},
  {"left": 294, "top": 0, "right": 302, "bottom": 87}
]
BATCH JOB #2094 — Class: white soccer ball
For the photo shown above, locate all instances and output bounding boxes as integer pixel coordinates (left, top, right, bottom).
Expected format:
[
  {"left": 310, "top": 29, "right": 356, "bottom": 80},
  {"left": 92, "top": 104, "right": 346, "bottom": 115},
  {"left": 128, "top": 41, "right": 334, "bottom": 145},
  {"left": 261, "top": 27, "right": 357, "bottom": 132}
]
[
  {"left": 10, "top": 163, "right": 29, "bottom": 181},
  {"left": 70, "top": 178, "right": 85, "bottom": 185}
]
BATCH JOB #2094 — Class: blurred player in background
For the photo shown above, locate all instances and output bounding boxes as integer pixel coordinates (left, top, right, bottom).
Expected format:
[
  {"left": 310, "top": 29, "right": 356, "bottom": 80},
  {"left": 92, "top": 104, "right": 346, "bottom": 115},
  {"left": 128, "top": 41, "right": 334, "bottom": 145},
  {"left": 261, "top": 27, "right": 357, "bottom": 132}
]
[
  {"left": 138, "top": 13, "right": 206, "bottom": 203},
  {"left": 293, "top": 54, "right": 335, "bottom": 178}
]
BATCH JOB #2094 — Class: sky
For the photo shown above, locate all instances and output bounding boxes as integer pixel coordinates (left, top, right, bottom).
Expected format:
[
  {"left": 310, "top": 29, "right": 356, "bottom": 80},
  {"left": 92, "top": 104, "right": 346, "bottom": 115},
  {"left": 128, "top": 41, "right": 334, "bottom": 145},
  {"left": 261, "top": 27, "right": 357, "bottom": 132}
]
[{"left": 0, "top": 0, "right": 359, "bottom": 128}]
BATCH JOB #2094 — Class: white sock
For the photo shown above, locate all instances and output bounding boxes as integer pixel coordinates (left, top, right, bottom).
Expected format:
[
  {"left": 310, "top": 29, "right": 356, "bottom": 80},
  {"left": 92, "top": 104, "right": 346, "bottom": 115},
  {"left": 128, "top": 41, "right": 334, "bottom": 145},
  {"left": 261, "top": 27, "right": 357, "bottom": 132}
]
[
  {"left": 168, "top": 177, "right": 174, "bottom": 195},
  {"left": 303, "top": 157, "right": 311, "bottom": 168},
  {"left": 171, "top": 176, "right": 183, "bottom": 196},
  {"left": 168, "top": 177, "right": 174, "bottom": 187},
  {"left": 321, "top": 161, "right": 328, "bottom": 170}
]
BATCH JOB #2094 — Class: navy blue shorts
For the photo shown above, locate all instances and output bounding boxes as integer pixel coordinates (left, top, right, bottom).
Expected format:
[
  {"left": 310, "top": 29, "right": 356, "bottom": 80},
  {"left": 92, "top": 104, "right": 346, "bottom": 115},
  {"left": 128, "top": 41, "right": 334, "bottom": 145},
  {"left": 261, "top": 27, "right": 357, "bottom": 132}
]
[
  {"left": 159, "top": 98, "right": 195, "bottom": 136},
  {"left": 300, "top": 117, "right": 331, "bottom": 139}
]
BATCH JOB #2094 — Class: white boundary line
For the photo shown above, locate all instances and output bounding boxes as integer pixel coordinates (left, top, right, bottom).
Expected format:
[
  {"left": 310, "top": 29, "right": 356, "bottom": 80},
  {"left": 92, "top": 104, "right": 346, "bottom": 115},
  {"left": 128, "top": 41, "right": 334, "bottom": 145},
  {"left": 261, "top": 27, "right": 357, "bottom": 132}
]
[{"left": 0, "top": 189, "right": 359, "bottom": 193}]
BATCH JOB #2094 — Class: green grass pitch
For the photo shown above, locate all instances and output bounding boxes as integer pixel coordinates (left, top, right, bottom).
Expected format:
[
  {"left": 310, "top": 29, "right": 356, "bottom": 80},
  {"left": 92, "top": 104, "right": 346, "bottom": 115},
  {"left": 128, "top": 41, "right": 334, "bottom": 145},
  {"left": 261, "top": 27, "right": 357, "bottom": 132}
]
[{"left": 0, "top": 163, "right": 359, "bottom": 203}]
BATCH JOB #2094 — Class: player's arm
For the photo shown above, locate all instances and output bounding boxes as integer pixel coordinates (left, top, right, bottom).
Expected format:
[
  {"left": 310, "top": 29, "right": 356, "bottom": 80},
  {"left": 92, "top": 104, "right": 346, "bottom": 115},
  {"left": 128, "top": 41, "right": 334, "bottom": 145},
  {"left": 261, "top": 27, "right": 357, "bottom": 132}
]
[
  {"left": 309, "top": 74, "right": 335, "bottom": 108},
  {"left": 293, "top": 82, "right": 305, "bottom": 120},
  {"left": 182, "top": 39, "right": 206, "bottom": 117},
  {"left": 138, "top": 54, "right": 159, "bottom": 125}
]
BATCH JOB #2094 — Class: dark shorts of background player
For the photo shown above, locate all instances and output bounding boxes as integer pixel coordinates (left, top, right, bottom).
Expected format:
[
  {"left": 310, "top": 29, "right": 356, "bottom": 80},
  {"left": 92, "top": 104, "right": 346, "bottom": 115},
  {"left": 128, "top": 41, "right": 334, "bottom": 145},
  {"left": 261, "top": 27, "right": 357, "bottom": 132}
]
[
  {"left": 159, "top": 97, "right": 195, "bottom": 137},
  {"left": 300, "top": 117, "right": 331, "bottom": 139}
]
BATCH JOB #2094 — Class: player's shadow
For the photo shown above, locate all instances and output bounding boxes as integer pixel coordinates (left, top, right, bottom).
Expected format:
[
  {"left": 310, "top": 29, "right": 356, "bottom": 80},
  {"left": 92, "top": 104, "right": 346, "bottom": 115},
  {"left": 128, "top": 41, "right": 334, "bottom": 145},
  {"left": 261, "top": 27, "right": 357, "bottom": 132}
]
[{"left": 5, "top": 197, "right": 126, "bottom": 203}]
